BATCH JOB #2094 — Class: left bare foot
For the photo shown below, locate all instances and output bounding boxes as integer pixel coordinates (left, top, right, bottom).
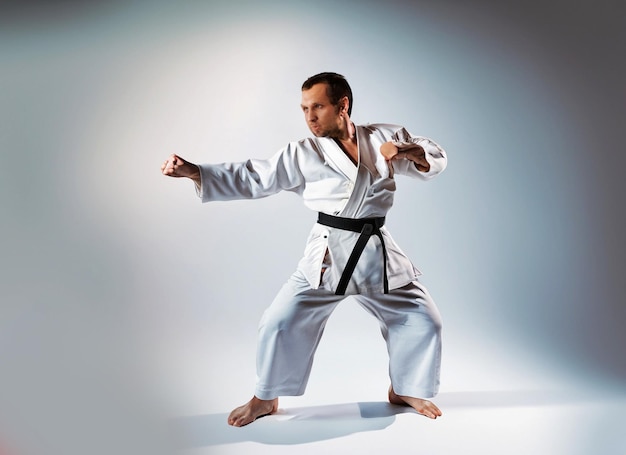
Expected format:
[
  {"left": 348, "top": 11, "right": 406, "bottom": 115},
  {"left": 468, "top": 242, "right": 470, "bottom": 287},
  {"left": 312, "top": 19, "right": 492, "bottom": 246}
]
[
  {"left": 388, "top": 385, "right": 442, "bottom": 419},
  {"left": 228, "top": 396, "right": 278, "bottom": 427}
]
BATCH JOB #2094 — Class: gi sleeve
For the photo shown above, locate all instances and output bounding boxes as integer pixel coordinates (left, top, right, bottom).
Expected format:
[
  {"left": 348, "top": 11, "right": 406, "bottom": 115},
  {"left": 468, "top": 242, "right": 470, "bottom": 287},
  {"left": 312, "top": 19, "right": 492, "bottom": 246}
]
[
  {"left": 390, "top": 127, "right": 447, "bottom": 179},
  {"left": 196, "top": 144, "right": 305, "bottom": 202}
]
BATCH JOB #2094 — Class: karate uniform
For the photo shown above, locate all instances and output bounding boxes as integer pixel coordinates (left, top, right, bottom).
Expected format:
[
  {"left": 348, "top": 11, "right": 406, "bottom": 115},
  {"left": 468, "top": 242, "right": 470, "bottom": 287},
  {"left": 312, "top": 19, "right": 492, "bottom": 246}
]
[{"left": 196, "top": 123, "right": 447, "bottom": 399}]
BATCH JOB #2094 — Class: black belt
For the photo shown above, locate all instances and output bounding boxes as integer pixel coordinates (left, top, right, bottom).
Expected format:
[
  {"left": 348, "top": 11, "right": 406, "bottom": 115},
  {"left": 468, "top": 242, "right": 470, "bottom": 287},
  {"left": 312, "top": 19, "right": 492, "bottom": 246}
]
[{"left": 317, "top": 212, "right": 389, "bottom": 295}]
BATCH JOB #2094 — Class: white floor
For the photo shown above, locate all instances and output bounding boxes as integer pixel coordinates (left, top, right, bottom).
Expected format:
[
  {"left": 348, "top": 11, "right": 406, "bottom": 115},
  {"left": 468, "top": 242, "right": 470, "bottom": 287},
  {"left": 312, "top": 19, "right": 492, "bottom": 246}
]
[
  {"left": 162, "top": 303, "right": 626, "bottom": 455},
  {"left": 2, "top": 297, "right": 624, "bottom": 455},
  {"left": 172, "top": 391, "right": 626, "bottom": 455}
]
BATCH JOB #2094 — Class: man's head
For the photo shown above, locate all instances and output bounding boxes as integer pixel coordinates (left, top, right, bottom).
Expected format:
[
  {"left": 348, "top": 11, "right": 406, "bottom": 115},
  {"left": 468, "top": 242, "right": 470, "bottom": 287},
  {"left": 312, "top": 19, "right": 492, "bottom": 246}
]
[
  {"left": 301, "top": 72, "right": 353, "bottom": 138},
  {"left": 301, "top": 72, "right": 353, "bottom": 116}
]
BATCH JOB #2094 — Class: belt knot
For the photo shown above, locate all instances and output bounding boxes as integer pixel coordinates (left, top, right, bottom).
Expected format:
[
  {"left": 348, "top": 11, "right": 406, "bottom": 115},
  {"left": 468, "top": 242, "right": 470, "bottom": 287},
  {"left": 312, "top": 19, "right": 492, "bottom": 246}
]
[{"left": 316, "top": 213, "right": 389, "bottom": 295}]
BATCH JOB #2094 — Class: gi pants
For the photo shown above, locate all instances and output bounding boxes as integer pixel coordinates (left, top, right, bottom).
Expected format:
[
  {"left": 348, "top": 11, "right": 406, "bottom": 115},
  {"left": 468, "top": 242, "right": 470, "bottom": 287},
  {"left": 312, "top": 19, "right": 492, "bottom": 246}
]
[{"left": 254, "top": 271, "right": 442, "bottom": 400}]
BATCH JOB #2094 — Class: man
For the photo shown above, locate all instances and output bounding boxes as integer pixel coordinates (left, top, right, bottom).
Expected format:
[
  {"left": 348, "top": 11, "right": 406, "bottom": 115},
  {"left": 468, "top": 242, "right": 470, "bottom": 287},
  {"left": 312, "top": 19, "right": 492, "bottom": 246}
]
[{"left": 162, "top": 72, "right": 447, "bottom": 426}]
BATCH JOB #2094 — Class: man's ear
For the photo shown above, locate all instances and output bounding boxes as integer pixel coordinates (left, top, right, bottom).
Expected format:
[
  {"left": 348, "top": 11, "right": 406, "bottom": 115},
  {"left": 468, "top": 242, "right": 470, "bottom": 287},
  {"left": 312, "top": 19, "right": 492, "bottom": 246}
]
[{"left": 340, "top": 96, "right": 350, "bottom": 114}]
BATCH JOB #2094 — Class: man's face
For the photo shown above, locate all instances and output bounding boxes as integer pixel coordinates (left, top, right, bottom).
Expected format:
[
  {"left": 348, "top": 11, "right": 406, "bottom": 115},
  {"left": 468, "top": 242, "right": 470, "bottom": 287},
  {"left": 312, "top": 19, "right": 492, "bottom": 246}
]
[{"left": 301, "top": 83, "right": 342, "bottom": 138}]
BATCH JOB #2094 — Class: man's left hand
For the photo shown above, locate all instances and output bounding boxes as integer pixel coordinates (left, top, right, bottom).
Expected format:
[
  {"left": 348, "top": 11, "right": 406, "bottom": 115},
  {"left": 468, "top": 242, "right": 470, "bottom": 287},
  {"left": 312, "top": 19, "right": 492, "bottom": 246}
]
[{"left": 380, "top": 142, "right": 430, "bottom": 172}]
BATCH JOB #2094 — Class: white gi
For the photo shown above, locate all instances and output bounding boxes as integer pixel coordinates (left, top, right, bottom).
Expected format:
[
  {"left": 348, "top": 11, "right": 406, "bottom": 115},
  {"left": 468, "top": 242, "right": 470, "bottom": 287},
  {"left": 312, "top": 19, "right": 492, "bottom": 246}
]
[{"left": 196, "top": 123, "right": 447, "bottom": 400}]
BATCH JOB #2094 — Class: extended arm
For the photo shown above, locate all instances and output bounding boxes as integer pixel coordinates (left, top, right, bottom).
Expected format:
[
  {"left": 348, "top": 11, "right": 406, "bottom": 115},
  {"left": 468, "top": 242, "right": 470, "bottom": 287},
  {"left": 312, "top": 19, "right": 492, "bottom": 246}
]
[
  {"left": 162, "top": 144, "right": 305, "bottom": 202},
  {"left": 163, "top": 145, "right": 305, "bottom": 203}
]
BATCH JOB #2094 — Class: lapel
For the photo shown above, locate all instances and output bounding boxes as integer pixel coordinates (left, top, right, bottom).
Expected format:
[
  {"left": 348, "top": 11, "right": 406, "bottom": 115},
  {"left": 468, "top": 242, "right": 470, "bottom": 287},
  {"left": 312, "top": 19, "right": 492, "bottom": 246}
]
[
  {"left": 339, "top": 127, "right": 372, "bottom": 217},
  {"left": 319, "top": 137, "right": 358, "bottom": 182},
  {"left": 356, "top": 126, "right": 382, "bottom": 180}
]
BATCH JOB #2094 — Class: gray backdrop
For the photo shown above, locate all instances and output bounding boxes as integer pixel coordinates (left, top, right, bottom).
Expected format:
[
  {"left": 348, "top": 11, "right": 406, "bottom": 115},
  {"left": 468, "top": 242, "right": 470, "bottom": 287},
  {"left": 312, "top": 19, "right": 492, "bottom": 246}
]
[{"left": 1, "top": 1, "right": 624, "bottom": 454}]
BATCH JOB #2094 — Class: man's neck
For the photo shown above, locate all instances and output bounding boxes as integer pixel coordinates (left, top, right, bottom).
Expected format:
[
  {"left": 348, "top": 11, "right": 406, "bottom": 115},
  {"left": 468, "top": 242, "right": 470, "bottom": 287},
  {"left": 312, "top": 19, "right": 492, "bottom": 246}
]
[{"left": 332, "top": 134, "right": 358, "bottom": 165}]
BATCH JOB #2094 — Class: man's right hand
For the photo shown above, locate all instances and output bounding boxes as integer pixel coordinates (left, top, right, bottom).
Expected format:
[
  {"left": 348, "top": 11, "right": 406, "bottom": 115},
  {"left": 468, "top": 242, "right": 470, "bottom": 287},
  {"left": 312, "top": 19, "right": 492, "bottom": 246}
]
[{"left": 161, "top": 154, "right": 201, "bottom": 186}]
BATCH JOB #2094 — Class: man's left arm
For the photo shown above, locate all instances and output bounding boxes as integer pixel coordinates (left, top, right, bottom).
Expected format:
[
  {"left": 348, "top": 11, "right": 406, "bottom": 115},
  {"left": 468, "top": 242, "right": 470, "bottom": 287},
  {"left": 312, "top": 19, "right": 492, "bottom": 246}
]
[{"left": 380, "top": 128, "right": 447, "bottom": 179}]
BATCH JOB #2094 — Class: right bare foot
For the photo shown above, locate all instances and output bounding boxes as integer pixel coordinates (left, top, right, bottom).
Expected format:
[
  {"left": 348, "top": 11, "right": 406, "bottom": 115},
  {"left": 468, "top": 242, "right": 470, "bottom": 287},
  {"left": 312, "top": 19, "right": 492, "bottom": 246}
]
[
  {"left": 227, "top": 396, "right": 278, "bottom": 427},
  {"left": 388, "top": 385, "right": 442, "bottom": 419}
]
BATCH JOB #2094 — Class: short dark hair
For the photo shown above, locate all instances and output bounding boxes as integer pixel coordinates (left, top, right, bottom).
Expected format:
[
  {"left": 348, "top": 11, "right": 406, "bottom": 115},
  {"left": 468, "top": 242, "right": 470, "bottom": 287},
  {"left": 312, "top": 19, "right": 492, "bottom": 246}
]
[{"left": 302, "top": 72, "right": 353, "bottom": 116}]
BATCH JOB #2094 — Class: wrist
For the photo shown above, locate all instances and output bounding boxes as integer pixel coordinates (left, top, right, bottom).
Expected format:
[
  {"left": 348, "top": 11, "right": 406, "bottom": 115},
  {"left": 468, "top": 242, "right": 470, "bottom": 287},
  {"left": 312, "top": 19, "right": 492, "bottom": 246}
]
[{"left": 188, "top": 164, "right": 201, "bottom": 185}]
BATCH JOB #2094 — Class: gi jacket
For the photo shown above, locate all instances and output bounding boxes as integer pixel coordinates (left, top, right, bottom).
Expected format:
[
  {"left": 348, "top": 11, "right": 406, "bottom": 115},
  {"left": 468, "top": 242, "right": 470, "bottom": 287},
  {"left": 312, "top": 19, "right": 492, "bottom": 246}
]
[{"left": 197, "top": 123, "right": 447, "bottom": 295}]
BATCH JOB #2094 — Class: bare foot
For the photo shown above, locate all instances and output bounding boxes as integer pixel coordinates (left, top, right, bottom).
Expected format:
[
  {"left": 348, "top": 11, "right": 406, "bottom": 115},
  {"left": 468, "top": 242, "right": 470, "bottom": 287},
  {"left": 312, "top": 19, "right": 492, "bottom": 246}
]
[
  {"left": 228, "top": 396, "right": 278, "bottom": 427},
  {"left": 388, "top": 385, "right": 442, "bottom": 419}
]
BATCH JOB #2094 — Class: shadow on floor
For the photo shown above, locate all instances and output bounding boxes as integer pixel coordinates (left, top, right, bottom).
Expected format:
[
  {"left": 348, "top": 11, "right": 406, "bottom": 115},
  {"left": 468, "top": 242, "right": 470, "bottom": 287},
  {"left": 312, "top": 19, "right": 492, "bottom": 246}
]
[
  {"left": 170, "top": 401, "right": 410, "bottom": 448},
  {"left": 170, "top": 389, "right": 593, "bottom": 448}
]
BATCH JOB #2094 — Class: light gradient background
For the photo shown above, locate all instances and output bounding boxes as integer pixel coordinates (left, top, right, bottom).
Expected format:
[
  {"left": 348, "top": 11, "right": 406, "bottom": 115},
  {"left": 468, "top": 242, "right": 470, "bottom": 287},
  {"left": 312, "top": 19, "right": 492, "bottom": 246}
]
[{"left": 1, "top": 1, "right": 625, "bottom": 454}]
